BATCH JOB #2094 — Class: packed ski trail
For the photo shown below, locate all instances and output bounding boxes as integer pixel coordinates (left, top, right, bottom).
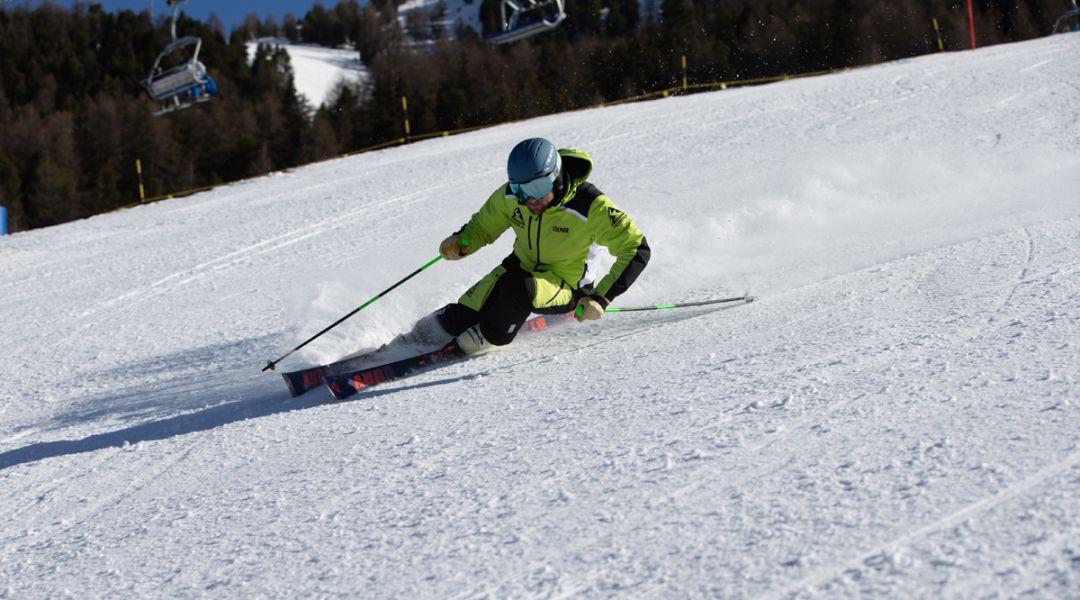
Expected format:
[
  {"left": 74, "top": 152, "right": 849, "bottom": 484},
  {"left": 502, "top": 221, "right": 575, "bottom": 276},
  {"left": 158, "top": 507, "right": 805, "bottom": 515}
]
[{"left": 2, "top": 35, "right": 1079, "bottom": 597}]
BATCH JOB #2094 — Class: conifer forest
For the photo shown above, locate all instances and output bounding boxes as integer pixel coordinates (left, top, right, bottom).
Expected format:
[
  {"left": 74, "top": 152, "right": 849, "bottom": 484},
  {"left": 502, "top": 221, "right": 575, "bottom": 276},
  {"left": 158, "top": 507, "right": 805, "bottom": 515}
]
[{"left": 0, "top": 1, "right": 1060, "bottom": 231}]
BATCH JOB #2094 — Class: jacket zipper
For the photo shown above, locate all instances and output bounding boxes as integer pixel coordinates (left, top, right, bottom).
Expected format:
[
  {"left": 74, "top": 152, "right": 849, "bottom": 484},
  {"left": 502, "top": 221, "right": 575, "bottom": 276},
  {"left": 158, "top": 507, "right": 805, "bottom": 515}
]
[
  {"left": 525, "top": 212, "right": 544, "bottom": 266},
  {"left": 535, "top": 212, "right": 543, "bottom": 266}
]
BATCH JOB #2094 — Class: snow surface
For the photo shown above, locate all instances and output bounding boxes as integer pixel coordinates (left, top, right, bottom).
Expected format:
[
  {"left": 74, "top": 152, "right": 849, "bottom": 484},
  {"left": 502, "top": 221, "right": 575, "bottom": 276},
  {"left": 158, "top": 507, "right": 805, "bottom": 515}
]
[
  {"left": 245, "top": 38, "right": 368, "bottom": 110},
  {"left": 3, "top": 35, "right": 1080, "bottom": 597}
]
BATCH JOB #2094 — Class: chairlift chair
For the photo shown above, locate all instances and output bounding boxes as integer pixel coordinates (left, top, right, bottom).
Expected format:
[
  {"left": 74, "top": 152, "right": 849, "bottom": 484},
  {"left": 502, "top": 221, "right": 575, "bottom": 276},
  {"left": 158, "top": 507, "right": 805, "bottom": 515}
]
[
  {"left": 1052, "top": 2, "right": 1080, "bottom": 33},
  {"left": 142, "top": 0, "right": 217, "bottom": 115},
  {"left": 143, "top": 35, "right": 218, "bottom": 115},
  {"left": 487, "top": 0, "right": 566, "bottom": 44}
]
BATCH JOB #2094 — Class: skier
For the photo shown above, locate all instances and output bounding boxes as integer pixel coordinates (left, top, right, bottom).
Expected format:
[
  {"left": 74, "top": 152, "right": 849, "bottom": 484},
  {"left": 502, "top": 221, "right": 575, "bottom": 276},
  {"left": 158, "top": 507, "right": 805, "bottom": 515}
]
[{"left": 399, "top": 137, "right": 650, "bottom": 355}]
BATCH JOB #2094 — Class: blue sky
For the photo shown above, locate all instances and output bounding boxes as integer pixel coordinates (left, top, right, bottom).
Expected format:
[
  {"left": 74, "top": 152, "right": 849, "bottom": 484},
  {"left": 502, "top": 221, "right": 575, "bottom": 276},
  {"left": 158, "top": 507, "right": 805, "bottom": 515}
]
[{"left": 21, "top": 1, "right": 330, "bottom": 32}]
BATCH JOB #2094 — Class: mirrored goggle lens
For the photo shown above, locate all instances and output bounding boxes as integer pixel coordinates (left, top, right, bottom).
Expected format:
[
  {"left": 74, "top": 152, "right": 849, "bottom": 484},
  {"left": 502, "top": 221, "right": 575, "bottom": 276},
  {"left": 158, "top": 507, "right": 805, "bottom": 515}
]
[{"left": 510, "top": 174, "right": 555, "bottom": 203}]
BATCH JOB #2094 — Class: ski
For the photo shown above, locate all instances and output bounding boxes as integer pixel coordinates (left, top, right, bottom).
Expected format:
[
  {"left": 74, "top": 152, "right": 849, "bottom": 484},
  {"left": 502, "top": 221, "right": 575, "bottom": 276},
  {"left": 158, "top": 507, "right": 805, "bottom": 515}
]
[
  {"left": 281, "top": 349, "right": 378, "bottom": 397},
  {"left": 287, "top": 295, "right": 754, "bottom": 399},
  {"left": 324, "top": 341, "right": 467, "bottom": 400},
  {"left": 282, "top": 365, "right": 329, "bottom": 397},
  {"left": 283, "top": 312, "right": 570, "bottom": 397}
]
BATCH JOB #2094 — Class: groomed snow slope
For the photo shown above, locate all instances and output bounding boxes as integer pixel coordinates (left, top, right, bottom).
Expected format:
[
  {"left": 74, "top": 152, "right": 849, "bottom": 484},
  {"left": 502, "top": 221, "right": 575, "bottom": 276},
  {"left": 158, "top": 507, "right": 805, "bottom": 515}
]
[{"left": 2, "top": 35, "right": 1079, "bottom": 597}]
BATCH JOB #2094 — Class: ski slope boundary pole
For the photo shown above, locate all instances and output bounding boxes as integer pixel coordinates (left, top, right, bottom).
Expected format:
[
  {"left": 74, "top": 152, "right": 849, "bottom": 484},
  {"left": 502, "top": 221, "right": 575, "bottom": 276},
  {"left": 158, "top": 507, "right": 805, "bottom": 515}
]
[
  {"left": 967, "top": 0, "right": 977, "bottom": 50},
  {"left": 262, "top": 256, "right": 443, "bottom": 371}
]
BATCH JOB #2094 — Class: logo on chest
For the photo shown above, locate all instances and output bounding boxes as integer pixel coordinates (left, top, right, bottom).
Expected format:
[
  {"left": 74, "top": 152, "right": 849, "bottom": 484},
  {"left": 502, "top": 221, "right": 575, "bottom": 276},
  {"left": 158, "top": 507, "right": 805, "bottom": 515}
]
[
  {"left": 511, "top": 207, "right": 526, "bottom": 229},
  {"left": 551, "top": 225, "right": 570, "bottom": 234}
]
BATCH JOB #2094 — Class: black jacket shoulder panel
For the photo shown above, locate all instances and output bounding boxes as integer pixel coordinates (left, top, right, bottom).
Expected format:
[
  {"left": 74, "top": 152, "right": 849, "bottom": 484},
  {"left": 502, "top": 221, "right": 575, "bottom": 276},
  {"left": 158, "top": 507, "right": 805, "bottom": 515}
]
[{"left": 565, "top": 182, "right": 604, "bottom": 216}]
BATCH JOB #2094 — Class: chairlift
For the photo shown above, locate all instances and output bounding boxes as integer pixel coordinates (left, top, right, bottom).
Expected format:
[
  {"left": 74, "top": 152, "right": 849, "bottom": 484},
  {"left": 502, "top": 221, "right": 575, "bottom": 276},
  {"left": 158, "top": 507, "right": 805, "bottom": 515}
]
[
  {"left": 1052, "top": 1, "right": 1080, "bottom": 33},
  {"left": 142, "top": 0, "right": 218, "bottom": 115},
  {"left": 143, "top": 36, "right": 218, "bottom": 115},
  {"left": 487, "top": 0, "right": 566, "bottom": 44}
]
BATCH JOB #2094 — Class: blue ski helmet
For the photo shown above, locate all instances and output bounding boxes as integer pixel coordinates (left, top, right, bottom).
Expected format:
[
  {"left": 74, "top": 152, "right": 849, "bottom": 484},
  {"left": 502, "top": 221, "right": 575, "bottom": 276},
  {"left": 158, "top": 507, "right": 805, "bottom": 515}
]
[{"left": 507, "top": 138, "right": 561, "bottom": 202}]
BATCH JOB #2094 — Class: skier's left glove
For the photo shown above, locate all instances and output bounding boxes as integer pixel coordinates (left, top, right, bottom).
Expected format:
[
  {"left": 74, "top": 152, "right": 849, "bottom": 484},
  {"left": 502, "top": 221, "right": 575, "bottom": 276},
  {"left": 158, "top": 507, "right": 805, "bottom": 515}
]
[
  {"left": 439, "top": 235, "right": 469, "bottom": 260},
  {"left": 575, "top": 294, "right": 608, "bottom": 322}
]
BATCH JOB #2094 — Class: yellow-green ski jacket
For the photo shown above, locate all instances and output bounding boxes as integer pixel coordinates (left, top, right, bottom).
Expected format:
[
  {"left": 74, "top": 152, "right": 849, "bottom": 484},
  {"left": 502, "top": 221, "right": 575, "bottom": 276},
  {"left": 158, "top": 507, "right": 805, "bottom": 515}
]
[{"left": 459, "top": 149, "right": 650, "bottom": 304}]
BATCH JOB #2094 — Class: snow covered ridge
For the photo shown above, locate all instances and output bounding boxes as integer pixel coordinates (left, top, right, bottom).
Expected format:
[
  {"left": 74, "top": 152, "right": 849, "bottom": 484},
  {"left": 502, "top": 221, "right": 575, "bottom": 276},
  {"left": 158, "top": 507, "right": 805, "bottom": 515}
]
[
  {"left": 245, "top": 37, "right": 369, "bottom": 110},
  {"left": 1, "top": 35, "right": 1080, "bottom": 597}
]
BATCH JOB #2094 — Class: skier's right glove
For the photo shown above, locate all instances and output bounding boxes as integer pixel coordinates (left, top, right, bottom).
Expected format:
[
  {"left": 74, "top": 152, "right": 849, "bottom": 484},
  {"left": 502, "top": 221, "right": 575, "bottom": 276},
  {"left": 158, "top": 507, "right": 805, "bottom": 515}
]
[
  {"left": 575, "top": 295, "right": 607, "bottom": 322},
  {"left": 439, "top": 235, "right": 469, "bottom": 260}
]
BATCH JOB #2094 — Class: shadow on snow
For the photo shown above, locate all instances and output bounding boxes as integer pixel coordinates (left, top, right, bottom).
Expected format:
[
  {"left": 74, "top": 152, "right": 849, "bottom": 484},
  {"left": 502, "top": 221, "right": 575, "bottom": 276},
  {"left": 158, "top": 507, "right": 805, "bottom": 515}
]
[
  {"left": 0, "top": 370, "right": 476, "bottom": 471},
  {"left": 1, "top": 304, "right": 743, "bottom": 471}
]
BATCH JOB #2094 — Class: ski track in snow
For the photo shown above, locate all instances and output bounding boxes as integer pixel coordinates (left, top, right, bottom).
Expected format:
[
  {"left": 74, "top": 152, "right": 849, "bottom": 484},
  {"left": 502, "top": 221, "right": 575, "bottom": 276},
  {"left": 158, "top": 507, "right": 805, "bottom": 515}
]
[
  {"left": 780, "top": 448, "right": 1080, "bottom": 598},
  {"left": 440, "top": 220, "right": 1080, "bottom": 597},
  {"left": 1, "top": 35, "right": 1079, "bottom": 598}
]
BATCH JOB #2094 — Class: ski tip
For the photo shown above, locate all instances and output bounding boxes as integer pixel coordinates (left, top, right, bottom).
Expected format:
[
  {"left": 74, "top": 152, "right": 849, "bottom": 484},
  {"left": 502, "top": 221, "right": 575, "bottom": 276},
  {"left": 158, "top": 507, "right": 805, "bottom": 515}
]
[
  {"left": 324, "top": 376, "right": 358, "bottom": 401},
  {"left": 282, "top": 373, "right": 300, "bottom": 397}
]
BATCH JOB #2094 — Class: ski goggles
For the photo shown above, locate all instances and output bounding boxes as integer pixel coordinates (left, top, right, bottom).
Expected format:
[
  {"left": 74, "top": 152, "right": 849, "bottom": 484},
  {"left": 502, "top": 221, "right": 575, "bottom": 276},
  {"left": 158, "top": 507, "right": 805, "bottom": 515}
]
[{"left": 510, "top": 171, "right": 558, "bottom": 203}]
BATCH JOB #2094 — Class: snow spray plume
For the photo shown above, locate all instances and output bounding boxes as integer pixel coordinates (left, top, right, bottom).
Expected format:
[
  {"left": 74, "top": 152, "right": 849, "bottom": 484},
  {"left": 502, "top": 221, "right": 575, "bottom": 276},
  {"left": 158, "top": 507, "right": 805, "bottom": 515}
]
[{"left": 262, "top": 255, "right": 445, "bottom": 371}]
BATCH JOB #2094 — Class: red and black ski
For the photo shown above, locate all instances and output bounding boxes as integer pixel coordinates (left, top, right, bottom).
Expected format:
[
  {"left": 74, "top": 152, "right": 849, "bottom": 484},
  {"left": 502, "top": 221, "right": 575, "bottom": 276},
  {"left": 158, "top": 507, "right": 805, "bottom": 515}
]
[
  {"left": 281, "top": 350, "right": 379, "bottom": 397},
  {"left": 323, "top": 341, "right": 467, "bottom": 400},
  {"left": 283, "top": 313, "right": 571, "bottom": 398}
]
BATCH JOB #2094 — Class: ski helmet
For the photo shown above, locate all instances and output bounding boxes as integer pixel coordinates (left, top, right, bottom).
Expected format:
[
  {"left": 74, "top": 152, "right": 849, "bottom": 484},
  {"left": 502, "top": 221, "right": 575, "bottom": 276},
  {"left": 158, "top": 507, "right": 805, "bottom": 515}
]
[{"left": 507, "top": 138, "right": 561, "bottom": 201}]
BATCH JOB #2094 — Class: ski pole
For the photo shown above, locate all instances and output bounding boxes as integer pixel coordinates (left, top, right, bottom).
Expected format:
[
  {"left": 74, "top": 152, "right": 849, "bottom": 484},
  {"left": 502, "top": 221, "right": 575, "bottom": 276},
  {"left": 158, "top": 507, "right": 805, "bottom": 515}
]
[
  {"left": 607, "top": 295, "right": 754, "bottom": 312},
  {"left": 577, "top": 294, "right": 754, "bottom": 318},
  {"left": 263, "top": 255, "right": 444, "bottom": 371}
]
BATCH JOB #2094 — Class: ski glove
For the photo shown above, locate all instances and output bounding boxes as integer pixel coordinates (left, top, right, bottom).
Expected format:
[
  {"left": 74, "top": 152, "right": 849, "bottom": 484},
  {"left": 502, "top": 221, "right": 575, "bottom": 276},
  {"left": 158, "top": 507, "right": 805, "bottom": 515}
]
[
  {"left": 439, "top": 235, "right": 468, "bottom": 260},
  {"left": 575, "top": 296, "right": 606, "bottom": 322}
]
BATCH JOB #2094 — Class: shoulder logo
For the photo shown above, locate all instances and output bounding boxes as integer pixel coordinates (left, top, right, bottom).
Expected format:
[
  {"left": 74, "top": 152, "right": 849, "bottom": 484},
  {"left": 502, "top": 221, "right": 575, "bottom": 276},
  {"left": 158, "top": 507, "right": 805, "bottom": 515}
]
[
  {"left": 608, "top": 207, "right": 626, "bottom": 228},
  {"left": 511, "top": 207, "right": 526, "bottom": 229}
]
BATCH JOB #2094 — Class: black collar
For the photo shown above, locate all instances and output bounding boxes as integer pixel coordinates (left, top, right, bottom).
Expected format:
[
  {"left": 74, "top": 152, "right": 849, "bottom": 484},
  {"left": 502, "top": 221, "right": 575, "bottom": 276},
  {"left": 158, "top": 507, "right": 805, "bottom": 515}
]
[{"left": 552, "top": 170, "right": 569, "bottom": 205}]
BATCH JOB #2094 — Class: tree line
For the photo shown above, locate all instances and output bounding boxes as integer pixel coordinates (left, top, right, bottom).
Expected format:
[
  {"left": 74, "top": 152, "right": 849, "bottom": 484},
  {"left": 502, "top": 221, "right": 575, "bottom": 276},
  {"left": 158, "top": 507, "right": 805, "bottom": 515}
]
[{"left": 0, "top": 0, "right": 1059, "bottom": 232}]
